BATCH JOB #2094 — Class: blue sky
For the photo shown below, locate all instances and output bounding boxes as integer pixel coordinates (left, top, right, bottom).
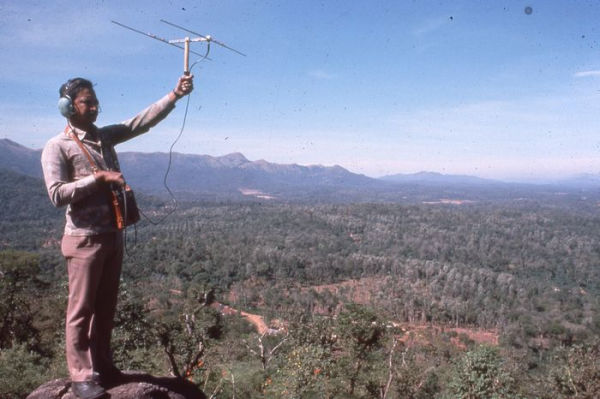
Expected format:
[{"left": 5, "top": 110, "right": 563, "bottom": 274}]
[{"left": 1, "top": 0, "right": 600, "bottom": 181}]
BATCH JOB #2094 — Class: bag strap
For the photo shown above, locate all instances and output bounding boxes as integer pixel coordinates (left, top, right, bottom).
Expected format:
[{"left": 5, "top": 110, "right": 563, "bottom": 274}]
[
  {"left": 65, "top": 125, "right": 101, "bottom": 173},
  {"left": 65, "top": 125, "right": 126, "bottom": 230}
]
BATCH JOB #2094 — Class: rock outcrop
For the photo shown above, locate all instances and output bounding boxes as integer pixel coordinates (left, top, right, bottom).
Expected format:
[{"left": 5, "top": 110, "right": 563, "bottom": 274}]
[{"left": 27, "top": 372, "right": 206, "bottom": 399}]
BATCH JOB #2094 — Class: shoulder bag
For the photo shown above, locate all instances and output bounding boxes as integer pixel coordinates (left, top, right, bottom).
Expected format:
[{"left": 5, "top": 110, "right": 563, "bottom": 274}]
[{"left": 67, "top": 127, "right": 140, "bottom": 229}]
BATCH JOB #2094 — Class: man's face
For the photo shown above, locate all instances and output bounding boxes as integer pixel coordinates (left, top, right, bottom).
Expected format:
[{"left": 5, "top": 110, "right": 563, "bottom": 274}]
[{"left": 71, "top": 87, "right": 99, "bottom": 127}]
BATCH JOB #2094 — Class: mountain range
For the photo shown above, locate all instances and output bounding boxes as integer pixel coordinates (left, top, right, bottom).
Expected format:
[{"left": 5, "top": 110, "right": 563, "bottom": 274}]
[
  {"left": 379, "top": 171, "right": 500, "bottom": 185},
  {"left": 1, "top": 138, "right": 598, "bottom": 203}
]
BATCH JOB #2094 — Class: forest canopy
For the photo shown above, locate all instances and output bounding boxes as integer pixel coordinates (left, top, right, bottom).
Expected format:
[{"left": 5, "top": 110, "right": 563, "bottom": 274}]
[{"left": 2, "top": 173, "right": 600, "bottom": 398}]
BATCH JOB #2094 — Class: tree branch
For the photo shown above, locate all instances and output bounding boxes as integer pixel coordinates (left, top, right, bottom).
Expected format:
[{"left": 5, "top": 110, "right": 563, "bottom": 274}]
[{"left": 382, "top": 337, "right": 398, "bottom": 399}]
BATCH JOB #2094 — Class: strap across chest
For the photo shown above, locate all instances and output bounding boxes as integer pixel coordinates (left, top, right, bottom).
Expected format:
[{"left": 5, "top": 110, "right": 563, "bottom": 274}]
[{"left": 65, "top": 126, "right": 101, "bottom": 173}]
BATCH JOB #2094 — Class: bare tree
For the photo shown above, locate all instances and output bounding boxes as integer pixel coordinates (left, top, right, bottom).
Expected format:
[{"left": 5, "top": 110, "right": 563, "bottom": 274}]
[{"left": 244, "top": 332, "right": 289, "bottom": 370}]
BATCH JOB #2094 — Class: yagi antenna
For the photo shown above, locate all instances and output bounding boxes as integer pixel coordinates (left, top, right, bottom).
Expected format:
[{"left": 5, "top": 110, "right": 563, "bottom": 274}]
[
  {"left": 111, "top": 20, "right": 245, "bottom": 75},
  {"left": 160, "top": 19, "right": 247, "bottom": 57}
]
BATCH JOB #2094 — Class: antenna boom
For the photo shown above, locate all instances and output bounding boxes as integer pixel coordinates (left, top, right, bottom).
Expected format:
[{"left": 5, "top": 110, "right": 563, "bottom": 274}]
[
  {"left": 111, "top": 20, "right": 211, "bottom": 59},
  {"left": 160, "top": 19, "right": 246, "bottom": 57}
]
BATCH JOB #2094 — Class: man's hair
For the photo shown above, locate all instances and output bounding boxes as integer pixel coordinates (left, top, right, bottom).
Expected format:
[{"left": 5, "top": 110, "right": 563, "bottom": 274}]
[{"left": 59, "top": 78, "right": 94, "bottom": 99}]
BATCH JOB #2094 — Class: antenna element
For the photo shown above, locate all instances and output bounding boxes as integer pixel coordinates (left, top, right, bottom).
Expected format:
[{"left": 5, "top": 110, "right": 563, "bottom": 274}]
[{"left": 111, "top": 20, "right": 245, "bottom": 73}]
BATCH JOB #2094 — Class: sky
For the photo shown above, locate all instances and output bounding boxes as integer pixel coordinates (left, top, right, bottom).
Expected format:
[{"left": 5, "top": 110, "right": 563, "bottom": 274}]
[{"left": 1, "top": 0, "right": 600, "bottom": 181}]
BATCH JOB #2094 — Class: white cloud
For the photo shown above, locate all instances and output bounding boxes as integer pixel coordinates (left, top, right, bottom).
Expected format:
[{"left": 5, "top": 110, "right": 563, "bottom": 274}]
[{"left": 574, "top": 70, "right": 600, "bottom": 78}]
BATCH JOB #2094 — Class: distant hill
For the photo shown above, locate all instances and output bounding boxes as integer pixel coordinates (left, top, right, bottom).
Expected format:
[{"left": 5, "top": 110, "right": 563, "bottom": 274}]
[
  {"left": 0, "top": 139, "right": 384, "bottom": 202},
  {"left": 552, "top": 173, "right": 600, "bottom": 188},
  {"left": 0, "top": 168, "right": 62, "bottom": 222},
  {"left": 379, "top": 171, "right": 501, "bottom": 186},
  {"left": 117, "top": 151, "right": 381, "bottom": 200},
  {"left": 2, "top": 138, "right": 599, "bottom": 204},
  {"left": 0, "top": 139, "right": 43, "bottom": 178}
]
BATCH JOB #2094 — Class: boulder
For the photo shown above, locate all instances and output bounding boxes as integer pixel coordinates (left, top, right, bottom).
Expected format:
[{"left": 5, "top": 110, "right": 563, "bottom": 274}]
[{"left": 27, "top": 371, "right": 206, "bottom": 399}]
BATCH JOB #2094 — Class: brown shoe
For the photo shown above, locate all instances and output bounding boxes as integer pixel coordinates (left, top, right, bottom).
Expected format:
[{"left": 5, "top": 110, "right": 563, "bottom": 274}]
[{"left": 71, "top": 380, "right": 106, "bottom": 399}]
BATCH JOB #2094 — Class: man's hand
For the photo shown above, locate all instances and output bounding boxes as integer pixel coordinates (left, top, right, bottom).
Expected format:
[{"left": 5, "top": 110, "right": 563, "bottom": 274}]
[
  {"left": 172, "top": 74, "right": 194, "bottom": 99},
  {"left": 94, "top": 170, "right": 125, "bottom": 186}
]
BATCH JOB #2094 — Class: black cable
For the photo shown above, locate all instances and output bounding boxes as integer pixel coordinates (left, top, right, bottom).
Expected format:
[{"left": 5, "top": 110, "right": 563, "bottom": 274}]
[
  {"left": 136, "top": 53, "right": 209, "bottom": 226},
  {"left": 123, "top": 49, "right": 210, "bottom": 256},
  {"left": 137, "top": 91, "right": 191, "bottom": 225},
  {"left": 122, "top": 78, "right": 191, "bottom": 256}
]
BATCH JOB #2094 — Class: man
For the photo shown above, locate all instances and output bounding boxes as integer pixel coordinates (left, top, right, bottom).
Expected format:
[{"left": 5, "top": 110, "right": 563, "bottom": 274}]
[{"left": 41, "top": 74, "right": 193, "bottom": 399}]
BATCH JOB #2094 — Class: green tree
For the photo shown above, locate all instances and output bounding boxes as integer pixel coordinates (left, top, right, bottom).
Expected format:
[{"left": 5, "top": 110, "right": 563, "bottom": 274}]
[
  {"left": 0, "top": 250, "right": 42, "bottom": 349},
  {"left": 335, "top": 304, "right": 388, "bottom": 398},
  {"left": 0, "top": 343, "right": 50, "bottom": 399},
  {"left": 448, "top": 345, "right": 521, "bottom": 399},
  {"left": 111, "top": 281, "right": 162, "bottom": 373},
  {"left": 153, "top": 285, "right": 223, "bottom": 382},
  {"left": 548, "top": 339, "right": 600, "bottom": 398}
]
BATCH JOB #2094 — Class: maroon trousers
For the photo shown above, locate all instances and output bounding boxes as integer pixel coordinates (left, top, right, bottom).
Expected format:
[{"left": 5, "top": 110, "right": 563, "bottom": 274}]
[{"left": 61, "top": 232, "right": 123, "bottom": 382}]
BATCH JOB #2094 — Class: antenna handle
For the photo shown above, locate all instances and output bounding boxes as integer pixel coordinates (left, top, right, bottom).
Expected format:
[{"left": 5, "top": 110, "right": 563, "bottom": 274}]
[{"left": 184, "top": 37, "right": 190, "bottom": 75}]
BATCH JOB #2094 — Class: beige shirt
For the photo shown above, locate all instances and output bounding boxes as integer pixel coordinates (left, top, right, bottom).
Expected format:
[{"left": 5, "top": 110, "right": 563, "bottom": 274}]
[{"left": 41, "top": 93, "right": 176, "bottom": 236}]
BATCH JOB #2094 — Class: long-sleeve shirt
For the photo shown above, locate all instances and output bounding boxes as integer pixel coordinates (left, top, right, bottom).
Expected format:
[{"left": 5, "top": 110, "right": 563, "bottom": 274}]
[{"left": 41, "top": 93, "right": 176, "bottom": 236}]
